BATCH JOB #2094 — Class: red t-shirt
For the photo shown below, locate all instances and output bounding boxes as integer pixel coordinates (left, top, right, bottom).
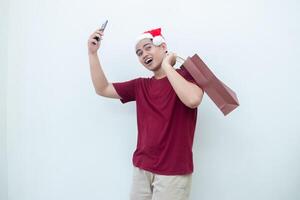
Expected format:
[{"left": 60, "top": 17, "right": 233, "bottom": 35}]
[{"left": 112, "top": 66, "right": 198, "bottom": 175}]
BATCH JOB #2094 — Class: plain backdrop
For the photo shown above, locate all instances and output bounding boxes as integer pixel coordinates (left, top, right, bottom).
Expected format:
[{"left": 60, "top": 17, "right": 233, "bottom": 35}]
[{"left": 1, "top": 0, "right": 300, "bottom": 200}]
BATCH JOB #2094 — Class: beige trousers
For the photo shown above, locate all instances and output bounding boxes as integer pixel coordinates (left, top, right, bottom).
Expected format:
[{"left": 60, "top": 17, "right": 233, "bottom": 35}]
[{"left": 129, "top": 166, "right": 192, "bottom": 200}]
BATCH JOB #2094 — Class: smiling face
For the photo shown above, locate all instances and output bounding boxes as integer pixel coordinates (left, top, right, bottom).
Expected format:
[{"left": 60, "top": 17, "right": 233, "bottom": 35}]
[{"left": 135, "top": 38, "right": 167, "bottom": 71}]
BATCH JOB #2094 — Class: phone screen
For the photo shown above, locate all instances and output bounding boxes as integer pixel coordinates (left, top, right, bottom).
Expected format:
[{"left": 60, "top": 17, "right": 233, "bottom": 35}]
[{"left": 100, "top": 20, "right": 108, "bottom": 31}]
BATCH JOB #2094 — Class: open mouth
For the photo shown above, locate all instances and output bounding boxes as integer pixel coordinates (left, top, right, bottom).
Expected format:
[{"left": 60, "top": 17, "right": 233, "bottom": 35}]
[{"left": 144, "top": 57, "right": 153, "bottom": 65}]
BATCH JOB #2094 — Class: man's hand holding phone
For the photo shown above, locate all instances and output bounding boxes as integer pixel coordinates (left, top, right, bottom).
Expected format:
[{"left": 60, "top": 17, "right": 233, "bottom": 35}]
[{"left": 88, "top": 20, "right": 108, "bottom": 55}]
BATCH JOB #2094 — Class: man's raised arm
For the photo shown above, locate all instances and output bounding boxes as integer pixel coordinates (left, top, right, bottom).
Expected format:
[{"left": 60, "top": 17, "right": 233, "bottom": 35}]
[{"left": 88, "top": 29, "right": 120, "bottom": 99}]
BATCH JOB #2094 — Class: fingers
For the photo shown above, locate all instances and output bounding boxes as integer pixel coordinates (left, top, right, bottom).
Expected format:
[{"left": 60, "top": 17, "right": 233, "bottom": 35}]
[
  {"left": 88, "top": 36, "right": 100, "bottom": 46},
  {"left": 87, "top": 28, "right": 105, "bottom": 53},
  {"left": 94, "top": 30, "right": 104, "bottom": 37},
  {"left": 90, "top": 39, "right": 99, "bottom": 45},
  {"left": 91, "top": 33, "right": 103, "bottom": 41},
  {"left": 94, "top": 33, "right": 101, "bottom": 39},
  {"left": 93, "top": 35, "right": 102, "bottom": 42},
  {"left": 89, "top": 30, "right": 104, "bottom": 41},
  {"left": 166, "top": 52, "right": 176, "bottom": 58},
  {"left": 164, "top": 52, "right": 177, "bottom": 66},
  {"left": 96, "top": 29, "right": 104, "bottom": 34},
  {"left": 170, "top": 52, "right": 177, "bottom": 58}
]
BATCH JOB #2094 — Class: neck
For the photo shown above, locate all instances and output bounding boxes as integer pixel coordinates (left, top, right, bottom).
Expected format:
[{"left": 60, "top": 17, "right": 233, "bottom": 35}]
[{"left": 153, "top": 66, "right": 167, "bottom": 79}]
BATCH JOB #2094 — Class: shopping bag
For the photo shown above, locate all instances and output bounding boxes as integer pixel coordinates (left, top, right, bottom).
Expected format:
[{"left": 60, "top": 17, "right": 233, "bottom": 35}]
[{"left": 180, "top": 54, "right": 239, "bottom": 116}]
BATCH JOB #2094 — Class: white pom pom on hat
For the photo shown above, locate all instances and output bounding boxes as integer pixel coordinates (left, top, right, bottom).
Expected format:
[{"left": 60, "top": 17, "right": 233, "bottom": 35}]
[{"left": 135, "top": 28, "right": 166, "bottom": 46}]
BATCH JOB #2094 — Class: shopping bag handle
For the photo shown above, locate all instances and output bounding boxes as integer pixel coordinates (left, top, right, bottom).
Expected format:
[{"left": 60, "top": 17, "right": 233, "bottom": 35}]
[{"left": 175, "top": 55, "right": 186, "bottom": 64}]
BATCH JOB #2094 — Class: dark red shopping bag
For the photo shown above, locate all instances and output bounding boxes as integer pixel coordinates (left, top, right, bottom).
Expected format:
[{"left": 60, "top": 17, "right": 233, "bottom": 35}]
[{"left": 181, "top": 54, "right": 239, "bottom": 116}]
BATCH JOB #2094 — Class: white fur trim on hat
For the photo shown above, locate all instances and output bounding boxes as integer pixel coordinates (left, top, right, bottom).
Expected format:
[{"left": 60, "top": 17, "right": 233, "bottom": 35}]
[
  {"left": 152, "top": 35, "right": 165, "bottom": 46},
  {"left": 135, "top": 34, "right": 166, "bottom": 46},
  {"left": 135, "top": 33, "right": 153, "bottom": 45}
]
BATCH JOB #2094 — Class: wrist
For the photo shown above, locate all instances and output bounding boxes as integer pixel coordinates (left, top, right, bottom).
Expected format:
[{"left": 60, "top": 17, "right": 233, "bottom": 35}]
[{"left": 88, "top": 51, "right": 98, "bottom": 57}]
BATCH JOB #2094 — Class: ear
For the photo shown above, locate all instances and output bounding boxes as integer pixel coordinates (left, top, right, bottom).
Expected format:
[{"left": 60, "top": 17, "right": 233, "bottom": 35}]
[{"left": 160, "top": 43, "right": 167, "bottom": 52}]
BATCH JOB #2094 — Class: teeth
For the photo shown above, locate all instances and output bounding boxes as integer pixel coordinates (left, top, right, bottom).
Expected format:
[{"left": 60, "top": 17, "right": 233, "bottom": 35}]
[{"left": 145, "top": 58, "right": 153, "bottom": 64}]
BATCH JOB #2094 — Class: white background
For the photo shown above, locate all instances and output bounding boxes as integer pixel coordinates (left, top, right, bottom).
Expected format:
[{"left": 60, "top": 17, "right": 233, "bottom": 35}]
[{"left": 1, "top": 0, "right": 300, "bottom": 199}]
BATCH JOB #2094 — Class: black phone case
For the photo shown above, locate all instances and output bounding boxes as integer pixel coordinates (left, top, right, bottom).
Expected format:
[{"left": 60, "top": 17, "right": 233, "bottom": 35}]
[{"left": 93, "top": 20, "right": 108, "bottom": 43}]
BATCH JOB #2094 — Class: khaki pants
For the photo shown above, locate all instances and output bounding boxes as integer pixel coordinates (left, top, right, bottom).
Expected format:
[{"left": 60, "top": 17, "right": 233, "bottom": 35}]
[{"left": 130, "top": 166, "right": 192, "bottom": 200}]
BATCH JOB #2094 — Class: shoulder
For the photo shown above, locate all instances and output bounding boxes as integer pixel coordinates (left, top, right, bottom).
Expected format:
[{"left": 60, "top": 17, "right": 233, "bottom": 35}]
[
  {"left": 137, "top": 76, "right": 151, "bottom": 83},
  {"left": 130, "top": 77, "right": 150, "bottom": 88}
]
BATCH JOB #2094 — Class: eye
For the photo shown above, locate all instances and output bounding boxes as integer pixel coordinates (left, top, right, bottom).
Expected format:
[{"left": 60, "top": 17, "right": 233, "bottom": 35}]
[
  {"left": 136, "top": 50, "right": 142, "bottom": 57},
  {"left": 145, "top": 45, "right": 151, "bottom": 50}
]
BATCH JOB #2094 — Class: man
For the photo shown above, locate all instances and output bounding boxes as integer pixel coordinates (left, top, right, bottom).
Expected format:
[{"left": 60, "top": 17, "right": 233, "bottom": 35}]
[{"left": 88, "top": 27, "right": 204, "bottom": 200}]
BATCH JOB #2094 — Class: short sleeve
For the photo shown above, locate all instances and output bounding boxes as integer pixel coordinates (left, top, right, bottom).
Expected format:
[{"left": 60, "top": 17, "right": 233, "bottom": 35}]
[{"left": 112, "top": 78, "right": 139, "bottom": 104}]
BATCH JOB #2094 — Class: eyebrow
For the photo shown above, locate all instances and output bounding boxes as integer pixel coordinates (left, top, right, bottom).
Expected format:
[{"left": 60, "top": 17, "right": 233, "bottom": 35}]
[{"left": 136, "top": 43, "right": 152, "bottom": 54}]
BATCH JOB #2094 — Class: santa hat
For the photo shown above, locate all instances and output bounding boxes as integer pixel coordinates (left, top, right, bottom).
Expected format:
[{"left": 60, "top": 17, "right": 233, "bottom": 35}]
[{"left": 135, "top": 28, "right": 166, "bottom": 46}]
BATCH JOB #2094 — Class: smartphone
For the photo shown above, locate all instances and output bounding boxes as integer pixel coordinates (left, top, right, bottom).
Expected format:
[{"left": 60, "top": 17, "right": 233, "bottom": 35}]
[
  {"left": 100, "top": 20, "right": 108, "bottom": 31},
  {"left": 93, "top": 20, "right": 108, "bottom": 43}
]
